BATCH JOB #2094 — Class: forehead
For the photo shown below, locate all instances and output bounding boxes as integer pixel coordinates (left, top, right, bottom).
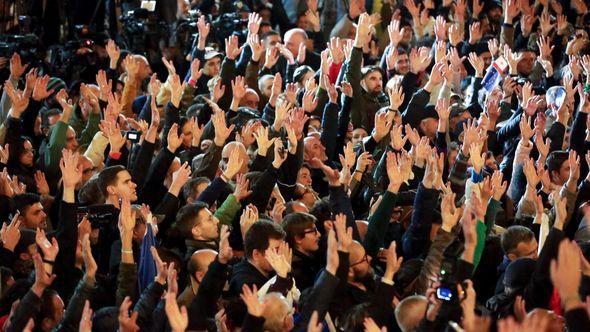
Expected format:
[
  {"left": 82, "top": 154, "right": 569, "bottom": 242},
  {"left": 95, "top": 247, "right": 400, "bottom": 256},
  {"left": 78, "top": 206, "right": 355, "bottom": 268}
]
[
  {"left": 206, "top": 57, "right": 221, "bottom": 65},
  {"left": 352, "top": 128, "right": 368, "bottom": 136},
  {"left": 365, "top": 71, "right": 382, "bottom": 79},
  {"left": 116, "top": 170, "right": 132, "bottom": 182}
]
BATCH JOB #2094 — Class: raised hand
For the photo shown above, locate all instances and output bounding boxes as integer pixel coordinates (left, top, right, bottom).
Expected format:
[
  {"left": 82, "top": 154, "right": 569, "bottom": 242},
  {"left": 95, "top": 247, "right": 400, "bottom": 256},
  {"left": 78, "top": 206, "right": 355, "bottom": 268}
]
[
  {"left": 169, "top": 74, "right": 185, "bottom": 108},
  {"left": 60, "top": 149, "right": 82, "bottom": 189},
  {"left": 32, "top": 74, "right": 54, "bottom": 102},
  {"left": 118, "top": 297, "right": 139, "bottom": 332},
  {"left": 354, "top": 13, "right": 373, "bottom": 48},
  {"left": 79, "top": 300, "right": 93, "bottom": 332},
  {"left": 0, "top": 212, "right": 21, "bottom": 252},
  {"left": 550, "top": 239, "right": 582, "bottom": 309},
  {"left": 333, "top": 213, "right": 352, "bottom": 252},
  {"left": 196, "top": 15, "right": 210, "bottom": 48},
  {"left": 373, "top": 112, "right": 392, "bottom": 142},
  {"left": 218, "top": 225, "right": 233, "bottom": 264},
  {"left": 240, "top": 284, "right": 265, "bottom": 317},
  {"left": 106, "top": 39, "right": 121, "bottom": 69},
  {"left": 4, "top": 80, "right": 29, "bottom": 118},
  {"left": 36, "top": 228, "right": 59, "bottom": 262},
  {"left": 82, "top": 234, "right": 97, "bottom": 281},
  {"left": 124, "top": 55, "right": 139, "bottom": 82},
  {"left": 225, "top": 35, "right": 242, "bottom": 60},
  {"left": 212, "top": 110, "right": 235, "bottom": 147},
  {"left": 248, "top": 34, "right": 265, "bottom": 62},
  {"left": 222, "top": 148, "right": 244, "bottom": 181},
  {"left": 55, "top": 89, "right": 73, "bottom": 122},
  {"left": 165, "top": 288, "right": 188, "bottom": 332},
  {"left": 272, "top": 139, "right": 288, "bottom": 168},
  {"left": 170, "top": 162, "right": 192, "bottom": 197},
  {"left": 31, "top": 253, "right": 56, "bottom": 297},
  {"left": 384, "top": 241, "right": 403, "bottom": 281},
  {"left": 9, "top": 52, "right": 28, "bottom": 79},
  {"left": 240, "top": 204, "right": 259, "bottom": 239},
  {"left": 302, "top": 89, "right": 318, "bottom": 113},
  {"left": 265, "top": 241, "right": 292, "bottom": 278},
  {"left": 247, "top": 12, "right": 262, "bottom": 36}
]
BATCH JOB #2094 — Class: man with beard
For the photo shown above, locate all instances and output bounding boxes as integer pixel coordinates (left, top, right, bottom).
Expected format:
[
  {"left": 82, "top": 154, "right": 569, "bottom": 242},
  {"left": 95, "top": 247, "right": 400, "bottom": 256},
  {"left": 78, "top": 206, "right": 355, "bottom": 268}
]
[{"left": 346, "top": 14, "right": 389, "bottom": 132}]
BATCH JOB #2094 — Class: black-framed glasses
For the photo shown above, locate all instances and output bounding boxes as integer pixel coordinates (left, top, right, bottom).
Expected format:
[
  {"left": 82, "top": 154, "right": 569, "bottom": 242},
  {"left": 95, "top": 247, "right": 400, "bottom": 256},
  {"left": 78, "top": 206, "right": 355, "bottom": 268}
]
[
  {"left": 350, "top": 253, "right": 369, "bottom": 267},
  {"left": 303, "top": 227, "right": 319, "bottom": 235}
]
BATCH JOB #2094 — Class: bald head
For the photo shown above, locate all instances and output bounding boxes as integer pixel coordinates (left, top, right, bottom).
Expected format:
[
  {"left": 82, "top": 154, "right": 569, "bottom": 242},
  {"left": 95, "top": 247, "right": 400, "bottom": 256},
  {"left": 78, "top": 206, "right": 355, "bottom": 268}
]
[
  {"left": 527, "top": 309, "right": 564, "bottom": 332},
  {"left": 284, "top": 28, "right": 308, "bottom": 58},
  {"left": 187, "top": 249, "right": 217, "bottom": 280},
  {"left": 395, "top": 295, "right": 428, "bottom": 332},
  {"left": 262, "top": 293, "right": 293, "bottom": 332},
  {"left": 221, "top": 141, "right": 249, "bottom": 173}
]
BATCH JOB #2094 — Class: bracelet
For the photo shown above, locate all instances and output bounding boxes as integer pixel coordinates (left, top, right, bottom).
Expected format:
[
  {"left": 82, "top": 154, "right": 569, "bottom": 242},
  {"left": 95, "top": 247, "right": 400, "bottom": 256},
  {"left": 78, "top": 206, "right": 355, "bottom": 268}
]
[
  {"left": 354, "top": 169, "right": 363, "bottom": 174},
  {"left": 42, "top": 259, "right": 55, "bottom": 265},
  {"left": 121, "top": 249, "right": 133, "bottom": 254}
]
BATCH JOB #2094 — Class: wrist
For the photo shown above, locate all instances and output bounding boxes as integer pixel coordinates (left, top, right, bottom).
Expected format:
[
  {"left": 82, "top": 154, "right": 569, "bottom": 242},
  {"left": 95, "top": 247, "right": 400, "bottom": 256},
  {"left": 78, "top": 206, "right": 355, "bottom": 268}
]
[
  {"left": 387, "top": 183, "right": 401, "bottom": 194},
  {"left": 441, "top": 223, "right": 453, "bottom": 232},
  {"left": 155, "top": 275, "right": 166, "bottom": 285},
  {"left": 109, "top": 59, "right": 118, "bottom": 70},
  {"left": 272, "top": 160, "right": 282, "bottom": 169},
  {"left": 31, "top": 283, "right": 46, "bottom": 297}
]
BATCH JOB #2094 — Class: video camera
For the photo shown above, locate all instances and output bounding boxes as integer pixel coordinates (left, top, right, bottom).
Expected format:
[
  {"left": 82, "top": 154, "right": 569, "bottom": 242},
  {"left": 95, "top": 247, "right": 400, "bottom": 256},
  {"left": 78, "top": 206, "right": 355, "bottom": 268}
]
[
  {"left": 0, "top": 34, "right": 43, "bottom": 63},
  {"left": 120, "top": 8, "right": 169, "bottom": 53},
  {"left": 77, "top": 204, "right": 117, "bottom": 230}
]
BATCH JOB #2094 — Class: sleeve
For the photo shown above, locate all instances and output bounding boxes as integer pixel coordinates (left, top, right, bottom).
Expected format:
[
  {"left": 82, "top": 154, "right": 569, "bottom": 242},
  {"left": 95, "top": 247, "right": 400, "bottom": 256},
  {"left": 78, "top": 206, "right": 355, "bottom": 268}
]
[
  {"left": 54, "top": 279, "right": 97, "bottom": 332},
  {"left": 83, "top": 132, "right": 109, "bottom": 168},
  {"left": 4, "top": 290, "right": 41, "bottom": 332},
  {"left": 192, "top": 142, "right": 222, "bottom": 180},
  {"left": 402, "top": 183, "right": 439, "bottom": 259},
  {"left": 77, "top": 112, "right": 100, "bottom": 148},
  {"left": 329, "top": 185, "right": 361, "bottom": 241},
  {"left": 214, "top": 194, "right": 242, "bottom": 227},
  {"left": 292, "top": 270, "right": 340, "bottom": 332},
  {"left": 363, "top": 191, "right": 398, "bottom": 258},
  {"left": 116, "top": 262, "right": 138, "bottom": 306},
  {"left": 133, "top": 281, "right": 166, "bottom": 331},
  {"left": 187, "top": 260, "right": 230, "bottom": 329}
]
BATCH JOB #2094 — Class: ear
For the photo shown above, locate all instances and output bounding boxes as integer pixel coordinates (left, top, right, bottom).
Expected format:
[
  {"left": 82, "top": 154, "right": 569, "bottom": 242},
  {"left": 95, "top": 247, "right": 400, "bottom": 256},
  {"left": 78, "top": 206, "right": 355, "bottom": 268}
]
[
  {"left": 360, "top": 79, "right": 368, "bottom": 91},
  {"left": 195, "top": 271, "right": 205, "bottom": 283},
  {"left": 348, "top": 267, "right": 355, "bottom": 279},
  {"left": 106, "top": 184, "right": 117, "bottom": 196},
  {"left": 191, "top": 225, "right": 201, "bottom": 239},
  {"left": 19, "top": 252, "right": 30, "bottom": 261},
  {"left": 284, "top": 314, "right": 294, "bottom": 331},
  {"left": 507, "top": 253, "right": 517, "bottom": 261}
]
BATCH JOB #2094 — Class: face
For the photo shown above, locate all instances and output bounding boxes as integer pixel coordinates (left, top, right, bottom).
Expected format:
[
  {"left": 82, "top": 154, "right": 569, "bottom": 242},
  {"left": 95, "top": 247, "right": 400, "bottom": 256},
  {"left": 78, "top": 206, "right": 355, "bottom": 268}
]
[
  {"left": 260, "top": 77, "right": 274, "bottom": 98},
  {"left": 512, "top": 238, "right": 539, "bottom": 260},
  {"left": 109, "top": 170, "right": 138, "bottom": 201},
  {"left": 297, "top": 223, "right": 320, "bottom": 253},
  {"left": 481, "top": 51, "right": 492, "bottom": 68},
  {"left": 204, "top": 57, "right": 221, "bottom": 77},
  {"left": 221, "top": 143, "right": 249, "bottom": 174},
  {"left": 193, "top": 208, "right": 219, "bottom": 241},
  {"left": 517, "top": 51, "right": 536, "bottom": 76},
  {"left": 349, "top": 242, "right": 373, "bottom": 280},
  {"left": 47, "top": 294, "right": 65, "bottom": 329},
  {"left": 308, "top": 118, "right": 321, "bottom": 132},
  {"left": 19, "top": 140, "right": 34, "bottom": 167},
  {"left": 553, "top": 160, "right": 570, "bottom": 185},
  {"left": 352, "top": 128, "right": 368, "bottom": 146},
  {"left": 401, "top": 27, "right": 413, "bottom": 44},
  {"left": 300, "top": 192, "right": 317, "bottom": 209},
  {"left": 304, "top": 137, "right": 327, "bottom": 162},
  {"left": 21, "top": 202, "right": 47, "bottom": 229},
  {"left": 78, "top": 157, "right": 95, "bottom": 187},
  {"left": 296, "top": 15, "right": 308, "bottom": 31},
  {"left": 362, "top": 71, "right": 383, "bottom": 94},
  {"left": 297, "top": 167, "right": 312, "bottom": 187},
  {"left": 241, "top": 90, "right": 260, "bottom": 109},
  {"left": 181, "top": 122, "right": 193, "bottom": 147},
  {"left": 264, "top": 34, "right": 281, "bottom": 48},
  {"left": 488, "top": 7, "right": 503, "bottom": 23},
  {"left": 65, "top": 127, "right": 79, "bottom": 151},
  {"left": 135, "top": 55, "right": 152, "bottom": 81},
  {"left": 395, "top": 54, "right": 410, "bottom": 75},
  {"left": 420, "top": 118, "right": 439, "bottom": 139},
  {"left": 285, "top": 31, "right": 305, "bottom": 58}
]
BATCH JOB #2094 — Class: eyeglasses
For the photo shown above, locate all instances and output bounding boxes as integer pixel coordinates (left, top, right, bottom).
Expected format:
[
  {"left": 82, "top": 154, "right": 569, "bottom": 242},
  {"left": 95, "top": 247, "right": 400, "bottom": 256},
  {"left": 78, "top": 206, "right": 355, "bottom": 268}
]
[
  {"left": 302, "top": 227, "right": 318, "bottom": 235},
  {"left": 350, "top": 253, "right": 369, "bottom": 267}
]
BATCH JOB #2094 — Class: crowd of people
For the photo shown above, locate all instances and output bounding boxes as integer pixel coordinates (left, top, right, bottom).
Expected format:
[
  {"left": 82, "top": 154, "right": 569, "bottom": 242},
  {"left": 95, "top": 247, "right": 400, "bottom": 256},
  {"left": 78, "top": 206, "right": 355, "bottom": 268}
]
[{"left": 1, "top": 0, "right": 590, "bottom": 331}]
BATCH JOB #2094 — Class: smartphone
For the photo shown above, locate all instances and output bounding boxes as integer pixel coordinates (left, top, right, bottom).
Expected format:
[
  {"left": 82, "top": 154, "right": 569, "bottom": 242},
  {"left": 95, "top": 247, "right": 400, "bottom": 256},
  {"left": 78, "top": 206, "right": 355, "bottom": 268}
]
[
  {"left": 126, "top": 131, "right": 140, "bottom": 143},
  {"left": 436, "top": 287, "right": 453, "bottom": 301}
]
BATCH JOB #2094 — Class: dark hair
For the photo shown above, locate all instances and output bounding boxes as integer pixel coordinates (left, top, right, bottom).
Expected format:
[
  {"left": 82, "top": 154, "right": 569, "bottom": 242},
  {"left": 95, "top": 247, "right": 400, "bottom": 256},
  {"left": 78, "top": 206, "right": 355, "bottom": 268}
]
[
  {"left": 97, "top": 165, "right": 127, "bottom": 197},
  {"left": 546, "top": 151, "right": 568, "bottom": 174},
  {"left": 78, "top": 177, "right": 104, "bottom": 205},
  {"left": 174, "top": 202, "right": 208, "bottom": 239},
  {"left": 36, "top": 289, "right": 60, "bottom": 326},
  {"left": 7, "top": 136, "right": 33, "bottom": 169},
  {"left": 309, "top": 198, "right": 332, "bottom": 236},
  {"left": 282, "top": 212, "right": 317, "bottom": 249},
  {"left": 14, "top": 193, "right": 41, "bottom": 214},
  {"left": 261, "top": 30, "right": 279, "bottom": 40},
  {"left": 244, "top": 220, "right": 285, "bottom": 259},
  {"left": 501, "top": 226, "right": 535, "bottom": 254},
  {"left": 183, "top": 177, "right": 211, "bottom": 202}
]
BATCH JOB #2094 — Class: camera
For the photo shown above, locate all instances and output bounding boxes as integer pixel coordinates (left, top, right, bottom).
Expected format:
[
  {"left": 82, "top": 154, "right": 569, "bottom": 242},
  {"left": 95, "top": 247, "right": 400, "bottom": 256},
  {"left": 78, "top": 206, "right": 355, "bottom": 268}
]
[
  {"left": 77, "top": 205, "right": 116, "bottom": 229},
  {"left": 126, "top": 131, "right": 141, "bottom": 143}
]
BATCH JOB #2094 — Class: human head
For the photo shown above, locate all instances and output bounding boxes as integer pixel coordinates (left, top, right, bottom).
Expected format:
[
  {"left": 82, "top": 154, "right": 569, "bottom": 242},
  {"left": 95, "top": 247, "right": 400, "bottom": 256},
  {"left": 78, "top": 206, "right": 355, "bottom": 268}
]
[
  {"left": 351, "top": 128, "right": 368, "bottom": 147},
  {"left": 296, "top": 164, "right": 312, "bottom": 187},
  {"left": 258, "top": 74, "right": 274, "bottom": 98},
  {"left": 97, "top": 166, "right": 138, "bottom": 202},
  {"left": 175, "top": 202, "right": 219, "bottom": 241},
  {"left": 15, "top": 193, "right": 47, "bottom": 229},
  {"left": 10, "top": 138, "right": 35, "bottom": 167},
  {"left": 221, "top": 142, "right": 249, "bottom": 174},
  {"left": 241, "top": 89, "right": 260, "bottom": 109},
  {"left": 78, "top": 155, "right": 95, "bottom": 188},
  {"left": 303, "top": 136, "right": 327, "bottom": 163},
  {"left": 501, "top": 226, "right": 538, "bottom": 261},
  {"left": 183, "top": 177, "right": 211, "bottom": 204},
  {"left": 527, "top": 309, "right": 564, "bottom": 332},
  {"left": 348, "top": 241, "right": 373, "bottom": 282},
  {"left": 262, "top": 30, "right": 281, "bottom": 48},
  {"left": 282, "top": 212, "right": 320, "bottom": 255},
  {"left": 261, "top": 293, "right": 294, "bottom": 332},
  {"left": 134, "top": 55, "right": 153, "bottom": 81},
  {"left": 65, "top": 126, "right": 79, "bottom": 151},
  {"left": 546, "top": 151, "right": 570, "bottom": 186},
  {"left": 394, "top": 295, "right": 428, "bottom": 332},
  {"left": 360, "top": 66, "right": 383, "bottom": 94},
  {"left": 394, "top": 49, "right": 410, "bottom": 75},
  {"left": 187, "top": 249, "right": 217, "bottom": 283},
  {"left": 517, "top": 50, "right": 536, "bottom": 76},
  {"left": 36, "top": 289, "right": 64, "bottom": 331},
  {"left": 203, "top": 50, "right": 222, "bottom": 76},
  {"left": 284, "top": 28, "right": 307, "bottom": 58},
  {"left": 244, "top": 220, "right": 286, "bottom": 272}
]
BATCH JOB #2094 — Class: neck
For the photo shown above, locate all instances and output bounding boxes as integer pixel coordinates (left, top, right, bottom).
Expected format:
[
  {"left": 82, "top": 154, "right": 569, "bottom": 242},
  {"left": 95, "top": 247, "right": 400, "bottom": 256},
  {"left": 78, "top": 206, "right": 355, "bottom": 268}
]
[
  {"left": 248, "top": 258, "right": 269, "bottom": 278},
  {"left": 106, "top": 196, "right": 120, "bottom": 209},
  {"left": 190, "top": 277, "right": 200, "bottom": 295}
]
